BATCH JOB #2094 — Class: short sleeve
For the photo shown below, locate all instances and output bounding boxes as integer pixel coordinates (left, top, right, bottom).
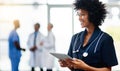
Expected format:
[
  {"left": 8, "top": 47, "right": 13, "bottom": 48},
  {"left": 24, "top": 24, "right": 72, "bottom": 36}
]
[
  {"left": 101, "top": 34, "right": 118, "bottom": 67},
  {"left": 68, "top": 34, "right": 77, "bottom": 58},
  {"left": 12, "top": 31, "right": 18, "bottom": 42}
]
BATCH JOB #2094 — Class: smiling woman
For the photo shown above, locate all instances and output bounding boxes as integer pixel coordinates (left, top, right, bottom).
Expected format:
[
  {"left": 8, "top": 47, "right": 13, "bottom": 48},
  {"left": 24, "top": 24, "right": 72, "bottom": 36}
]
[
  {"left": 0, "top": 0, "right": 120, "bottom": 71},
  {"left": 59, "top": 0, "right": 118, "bottom": 71}
]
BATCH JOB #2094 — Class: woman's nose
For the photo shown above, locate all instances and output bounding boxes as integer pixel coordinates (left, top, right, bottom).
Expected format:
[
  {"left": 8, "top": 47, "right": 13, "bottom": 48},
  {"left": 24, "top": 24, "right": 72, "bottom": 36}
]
[{"left": 79, "top": 15, "right": 82, "bottom": 21}]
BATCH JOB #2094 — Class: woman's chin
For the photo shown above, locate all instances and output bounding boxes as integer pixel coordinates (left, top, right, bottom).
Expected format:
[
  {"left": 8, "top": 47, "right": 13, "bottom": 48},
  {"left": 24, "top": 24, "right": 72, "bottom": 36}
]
[{"left": 81, "top": 25, "right": 85, "bottom": 28}]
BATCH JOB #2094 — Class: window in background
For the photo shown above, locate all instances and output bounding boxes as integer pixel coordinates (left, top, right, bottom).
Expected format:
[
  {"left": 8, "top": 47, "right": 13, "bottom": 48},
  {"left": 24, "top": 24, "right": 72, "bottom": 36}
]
[
  {"left": 47, "top": 0, "right": 74, "bottom": 4},
  {"left": 50, "top": 7, "right": 72, "bottom": 70},
  {"left": 0, "top": 0, "right": 33, "bottom": 4},
  {"left": 50, "top": 7, "right": 72, "bottom": 54}
]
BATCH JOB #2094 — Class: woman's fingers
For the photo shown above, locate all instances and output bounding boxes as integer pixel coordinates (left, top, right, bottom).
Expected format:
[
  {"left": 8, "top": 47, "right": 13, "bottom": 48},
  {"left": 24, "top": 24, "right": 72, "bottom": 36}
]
[{"left": 58, "top": 60, "right": 68, "bottom": 67}]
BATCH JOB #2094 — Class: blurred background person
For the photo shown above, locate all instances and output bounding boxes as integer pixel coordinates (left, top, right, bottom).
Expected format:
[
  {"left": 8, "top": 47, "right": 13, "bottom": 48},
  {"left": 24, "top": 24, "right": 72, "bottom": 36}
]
[
  {"left": 40, "top": 23, "right": 55, "bottom": 71},
  {"left": 27, "top": 23, "right": 44, "bottom": 71},
  {"left": 8, "top": 20, "right": 25, "bottom": 71},
  {"left": 0, "top": 0, "right": 120, "bottom": 71}
]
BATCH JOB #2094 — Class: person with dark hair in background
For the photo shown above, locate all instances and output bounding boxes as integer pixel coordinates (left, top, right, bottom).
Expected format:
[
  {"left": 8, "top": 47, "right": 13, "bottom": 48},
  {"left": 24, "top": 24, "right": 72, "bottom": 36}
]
[
  {"left": 27, "top": 23, "right": 44, "bottom": 71},
  {"left": 59, "top": 0, "right": 118, "bottom": 71},
  {"left": 8, "top": 20, "right": 25, "bottom": 71}
]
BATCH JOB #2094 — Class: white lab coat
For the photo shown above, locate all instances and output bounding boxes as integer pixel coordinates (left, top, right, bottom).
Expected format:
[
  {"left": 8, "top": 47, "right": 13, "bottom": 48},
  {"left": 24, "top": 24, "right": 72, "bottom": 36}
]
[
  {"left": 27, "top": 32, "right": 44, "bottom": 67},
  {"left": 41, "top": 31, "right": 55, "bottom": 69}
]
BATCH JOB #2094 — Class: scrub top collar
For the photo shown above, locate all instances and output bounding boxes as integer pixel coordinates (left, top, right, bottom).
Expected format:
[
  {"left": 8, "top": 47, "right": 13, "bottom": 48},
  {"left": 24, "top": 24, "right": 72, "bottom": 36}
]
[{"left": 80, "top": 27, "right": 101, "bottom": 47}]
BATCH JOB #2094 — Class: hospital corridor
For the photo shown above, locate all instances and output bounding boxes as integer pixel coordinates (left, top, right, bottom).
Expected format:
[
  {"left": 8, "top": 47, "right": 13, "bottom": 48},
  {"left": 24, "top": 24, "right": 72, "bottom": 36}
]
[{"left": 0, "top": 0, "right": 120, "bottom": 71}]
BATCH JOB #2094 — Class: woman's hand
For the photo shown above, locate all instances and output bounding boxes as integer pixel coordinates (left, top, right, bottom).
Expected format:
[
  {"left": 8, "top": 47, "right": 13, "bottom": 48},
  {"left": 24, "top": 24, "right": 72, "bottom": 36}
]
[
  {"left": 59, "top": 58, "right": 88, "bottom": 70},
  {"left": 59, "top": 59, "right": 68, "bottom": 67},
  {"left": 61, "top": 58, "right": 88, "bottom": 70},
  {"left": 71, "top": 58, "right": 88, "bottom": 69},
  {"left": 58, "top": 58, "right": 75, "bottom": 70}
]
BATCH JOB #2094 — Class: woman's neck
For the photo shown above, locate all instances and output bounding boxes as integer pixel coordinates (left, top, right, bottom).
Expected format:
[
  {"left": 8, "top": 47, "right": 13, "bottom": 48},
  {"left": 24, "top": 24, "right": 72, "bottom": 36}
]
[
  {"left": 83, "top": 25, "right": 95, "bottom": 47},
  {"left": 86, "top": 25, "right": 95, "bottom": 35}
]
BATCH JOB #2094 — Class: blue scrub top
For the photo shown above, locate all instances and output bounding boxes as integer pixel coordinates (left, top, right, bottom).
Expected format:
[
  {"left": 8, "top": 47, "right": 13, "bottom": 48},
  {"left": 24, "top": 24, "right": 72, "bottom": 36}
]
[
  {"left": 68, "top": 27, "right": 118, "bottom": 71},
  {"left": 8, "top": 30, "right": 21, "bottom": 58}
]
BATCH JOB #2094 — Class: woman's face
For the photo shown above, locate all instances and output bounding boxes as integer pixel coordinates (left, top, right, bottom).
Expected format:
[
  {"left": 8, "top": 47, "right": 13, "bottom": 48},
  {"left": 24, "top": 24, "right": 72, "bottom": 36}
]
[{"left": 77, "top": 9, "right": 91, "bottom": 28}]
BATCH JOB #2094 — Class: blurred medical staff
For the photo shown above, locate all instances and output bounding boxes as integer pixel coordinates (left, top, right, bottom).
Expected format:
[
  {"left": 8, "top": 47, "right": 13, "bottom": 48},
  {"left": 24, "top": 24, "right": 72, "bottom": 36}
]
[
  {"left": 8, "top": 20, "right": 25, "bottom": 71},
  {"left": 40, "top": 23, "right": 55, "bottom": 71},
  {"left": 27, "top": 23, "right": 44, "bottom": 71}
]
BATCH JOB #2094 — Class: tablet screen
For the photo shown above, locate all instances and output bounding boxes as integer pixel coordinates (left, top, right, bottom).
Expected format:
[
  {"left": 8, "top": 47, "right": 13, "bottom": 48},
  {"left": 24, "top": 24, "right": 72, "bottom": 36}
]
[{"left": 50, "top": 52, "right": 72, "bottom": 60}]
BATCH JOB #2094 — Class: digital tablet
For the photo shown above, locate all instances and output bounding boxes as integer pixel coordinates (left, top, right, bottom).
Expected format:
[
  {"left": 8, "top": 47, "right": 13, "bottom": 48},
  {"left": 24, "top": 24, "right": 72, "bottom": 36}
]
[{"left": 50, "top": 52, "right": 72, "bottom": 60}]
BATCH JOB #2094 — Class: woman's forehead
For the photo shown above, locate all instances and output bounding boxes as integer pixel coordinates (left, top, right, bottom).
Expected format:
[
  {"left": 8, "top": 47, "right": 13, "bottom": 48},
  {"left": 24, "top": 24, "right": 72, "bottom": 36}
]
[{"left": 77, "top": 9, "right": 88, "bottom": 14}]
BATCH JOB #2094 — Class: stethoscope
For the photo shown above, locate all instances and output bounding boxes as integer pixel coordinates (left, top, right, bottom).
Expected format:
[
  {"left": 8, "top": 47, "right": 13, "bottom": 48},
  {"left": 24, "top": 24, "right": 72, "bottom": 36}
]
[{"left": 73, "top": 31, "right": 104, "bottom": 58}]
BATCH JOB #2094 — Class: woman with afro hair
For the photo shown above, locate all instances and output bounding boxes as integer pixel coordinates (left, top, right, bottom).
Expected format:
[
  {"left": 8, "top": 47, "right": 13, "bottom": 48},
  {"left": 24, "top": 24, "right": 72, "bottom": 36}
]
[{"left": 59, "top": 0, "right": 118, "bottom": 71}]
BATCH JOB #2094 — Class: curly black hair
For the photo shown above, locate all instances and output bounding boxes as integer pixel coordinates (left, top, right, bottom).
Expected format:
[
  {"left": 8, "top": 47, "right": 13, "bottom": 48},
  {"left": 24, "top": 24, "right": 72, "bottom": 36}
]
[{"left": 73, "top": 0, "right": 107, "bottom": 27}]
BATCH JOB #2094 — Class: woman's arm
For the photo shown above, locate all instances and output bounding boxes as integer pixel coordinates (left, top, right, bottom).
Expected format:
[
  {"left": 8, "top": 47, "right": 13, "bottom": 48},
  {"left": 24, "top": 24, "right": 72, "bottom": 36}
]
[
  {"left": 69, "top": 58, "right": 111, "bottom": 71},
  {"left": 85, "top": 66, "right": 111, "bottom": 71}
]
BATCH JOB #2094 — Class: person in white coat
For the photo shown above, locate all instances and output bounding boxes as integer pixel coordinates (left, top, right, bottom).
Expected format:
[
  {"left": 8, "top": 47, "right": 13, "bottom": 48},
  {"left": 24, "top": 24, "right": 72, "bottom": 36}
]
[
  {"left": 40, "top": 23, "right": 55, "bottom": 71},
  {"left": 27, "top": 23, "right": 44, "bottom": 71}
]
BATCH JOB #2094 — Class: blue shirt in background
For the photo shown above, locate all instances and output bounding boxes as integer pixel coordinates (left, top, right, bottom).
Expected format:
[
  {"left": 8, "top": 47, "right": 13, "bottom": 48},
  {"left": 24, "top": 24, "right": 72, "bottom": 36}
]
[{"left": 8, "top": 30, "right": 21, "bottom": 58}]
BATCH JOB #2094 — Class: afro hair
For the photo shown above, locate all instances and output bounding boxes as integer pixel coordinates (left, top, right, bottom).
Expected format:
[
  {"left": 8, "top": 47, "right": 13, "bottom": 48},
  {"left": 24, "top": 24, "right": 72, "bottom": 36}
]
[{"left": 73, "top": 0, "right": 107, "bottom": 27}]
